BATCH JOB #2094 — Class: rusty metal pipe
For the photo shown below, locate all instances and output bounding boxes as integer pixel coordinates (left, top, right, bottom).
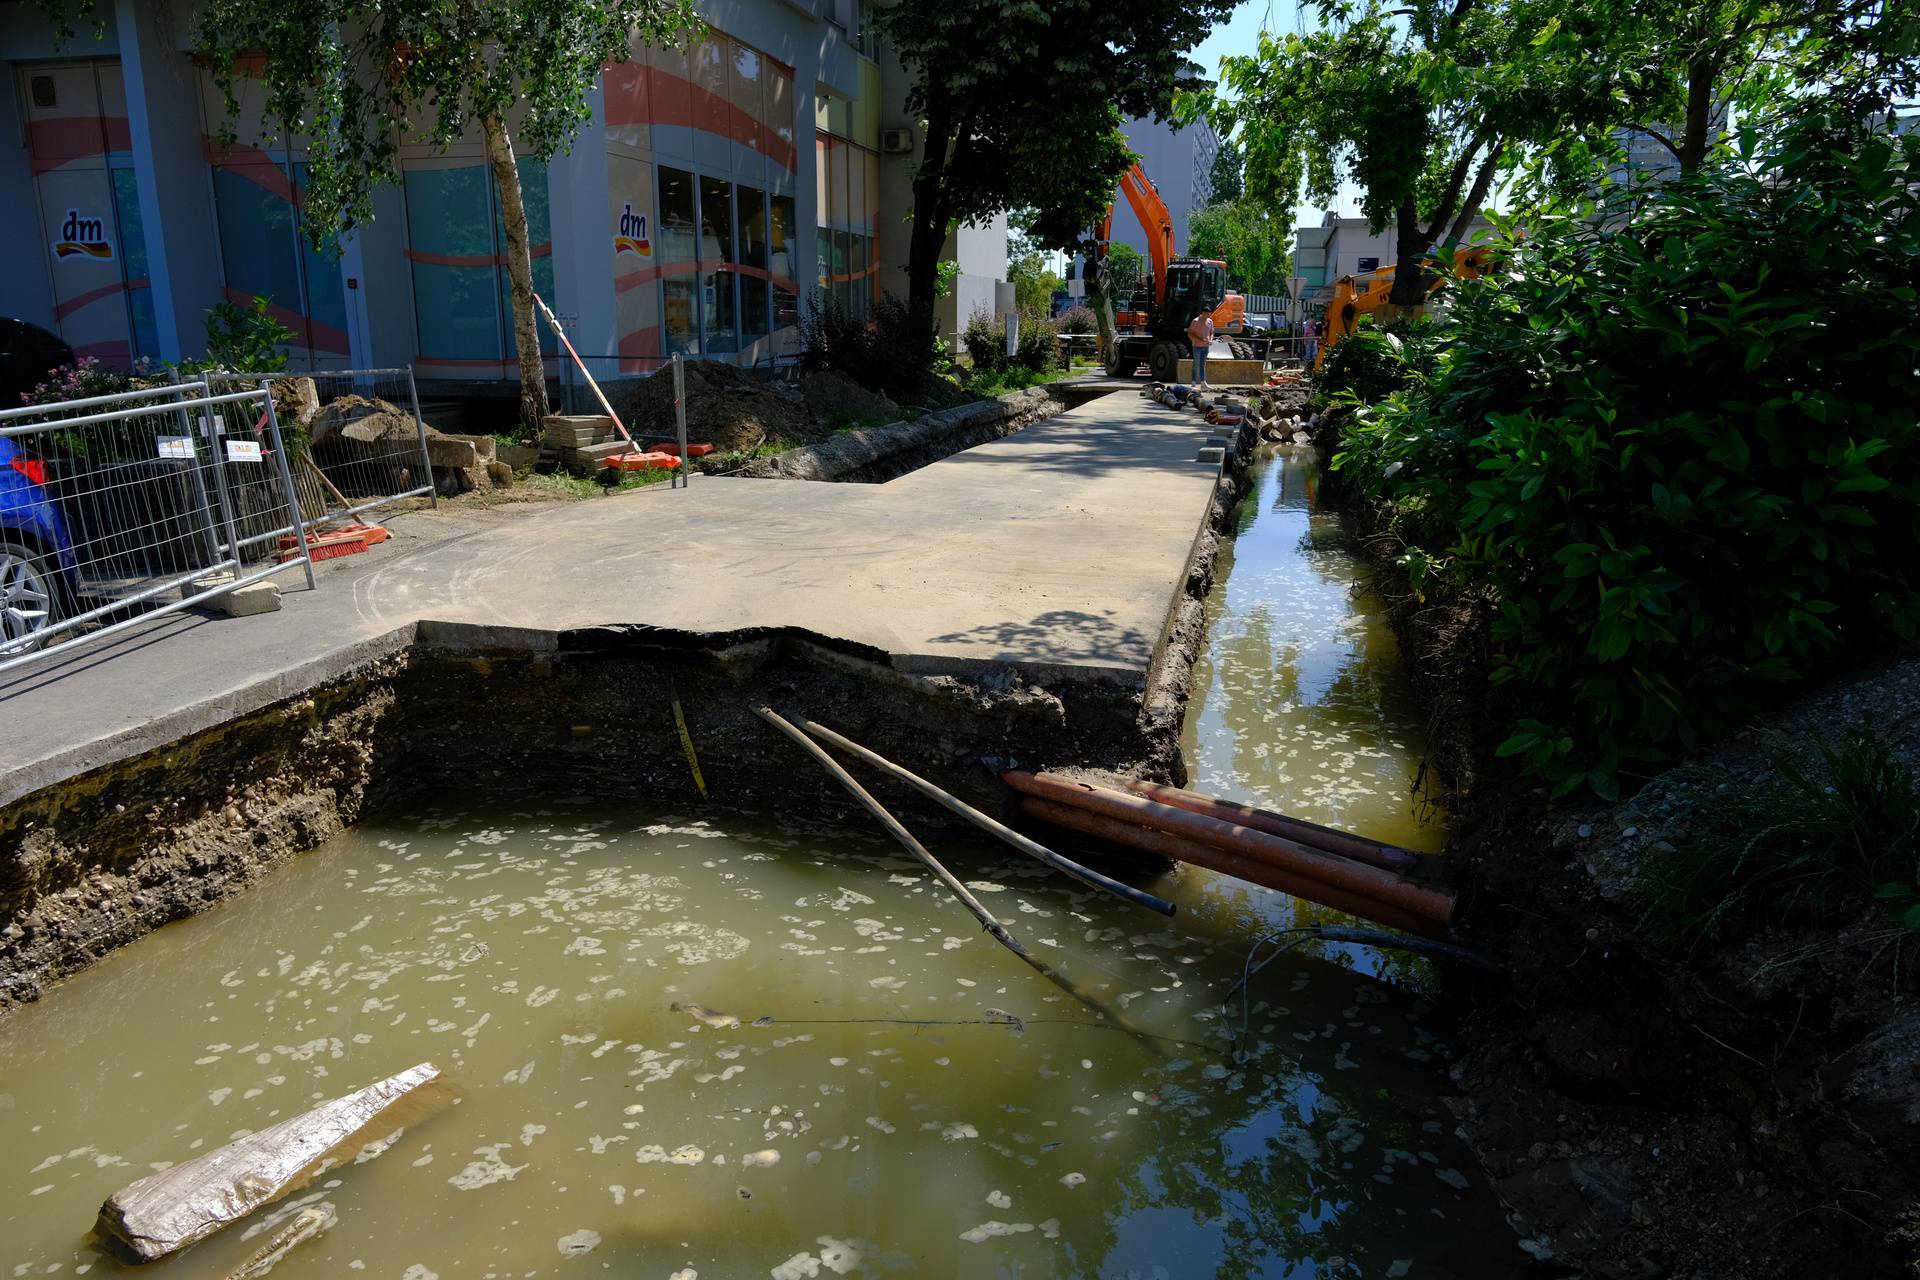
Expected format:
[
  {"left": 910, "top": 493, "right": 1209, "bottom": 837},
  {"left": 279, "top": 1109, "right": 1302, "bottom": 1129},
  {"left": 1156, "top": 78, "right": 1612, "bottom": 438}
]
[
  {"left": 1118, "top": 779, "right": 1423, "bottom": 874},
  {"left": 1005, "top": 771, "right": 1454, "bottom": 927},
  {"left": 1018, "top": 797, "right": 1444, "bottom": 939}
]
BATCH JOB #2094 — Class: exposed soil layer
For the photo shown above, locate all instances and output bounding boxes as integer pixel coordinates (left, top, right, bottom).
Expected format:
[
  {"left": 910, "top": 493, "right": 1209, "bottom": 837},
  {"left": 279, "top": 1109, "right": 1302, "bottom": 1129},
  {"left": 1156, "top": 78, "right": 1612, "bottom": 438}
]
[
  {"left": 736, "top": 385, "right": 1075, "bottom": 483},
  {"left": 1321, "top": 423, "right": 1920, "bottom": 1277},
  {"left": 0, "top": 411, "right": 1252, "bottom": 1011}
]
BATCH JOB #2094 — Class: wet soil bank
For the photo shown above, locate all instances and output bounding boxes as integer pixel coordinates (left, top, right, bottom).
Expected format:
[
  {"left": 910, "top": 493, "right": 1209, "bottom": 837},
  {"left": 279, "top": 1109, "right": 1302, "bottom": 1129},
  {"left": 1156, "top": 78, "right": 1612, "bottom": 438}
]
[
  {"left": 0, "top": 418, "right": 1257, "bottom": 1012},
  {"left": 1315, "top": 409, "right": 1920, "bottom": 1278}
]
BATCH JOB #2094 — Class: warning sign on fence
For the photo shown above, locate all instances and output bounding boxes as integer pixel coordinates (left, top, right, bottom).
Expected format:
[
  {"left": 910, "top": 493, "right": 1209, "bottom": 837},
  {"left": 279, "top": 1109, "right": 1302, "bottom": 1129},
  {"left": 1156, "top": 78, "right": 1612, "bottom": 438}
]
[
  {"left": 225, "top": 440, "right": 263, "bottom": 463},
  {"left": 156, "top": 437, "right": 193, "bottom": 460}
]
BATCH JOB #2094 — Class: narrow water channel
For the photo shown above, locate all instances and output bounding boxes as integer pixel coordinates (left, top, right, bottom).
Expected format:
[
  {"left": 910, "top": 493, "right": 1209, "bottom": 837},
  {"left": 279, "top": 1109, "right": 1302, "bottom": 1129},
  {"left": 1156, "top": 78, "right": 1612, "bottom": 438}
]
[{"left": 0, "top": 451, "right": 1519, "bottom": 1278}]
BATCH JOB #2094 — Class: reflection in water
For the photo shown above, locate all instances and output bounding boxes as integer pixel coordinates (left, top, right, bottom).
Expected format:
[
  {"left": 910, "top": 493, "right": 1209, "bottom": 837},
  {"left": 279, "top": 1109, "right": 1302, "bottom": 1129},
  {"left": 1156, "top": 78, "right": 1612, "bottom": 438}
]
[
  {"left": 1185, "top": 446, "right": 1445, "bottom": 854},
  {"left": 0, "top": 805, "right": 1518, "bottom": 1277}
]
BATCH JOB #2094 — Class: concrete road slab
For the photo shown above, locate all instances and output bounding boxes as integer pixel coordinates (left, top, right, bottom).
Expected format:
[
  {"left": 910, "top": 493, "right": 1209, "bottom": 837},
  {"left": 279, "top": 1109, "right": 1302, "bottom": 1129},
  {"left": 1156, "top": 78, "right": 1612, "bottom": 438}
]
[{"left": 0, "top": 389, "right": 1226, "bottom": 804}]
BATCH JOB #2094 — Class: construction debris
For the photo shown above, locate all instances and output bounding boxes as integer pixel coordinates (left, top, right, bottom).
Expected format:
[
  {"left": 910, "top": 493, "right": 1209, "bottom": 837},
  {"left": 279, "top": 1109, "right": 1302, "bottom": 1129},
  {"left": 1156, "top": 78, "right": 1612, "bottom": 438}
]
[{"left": 93, "top": 1062, "right": 447, "bottom": 1263}]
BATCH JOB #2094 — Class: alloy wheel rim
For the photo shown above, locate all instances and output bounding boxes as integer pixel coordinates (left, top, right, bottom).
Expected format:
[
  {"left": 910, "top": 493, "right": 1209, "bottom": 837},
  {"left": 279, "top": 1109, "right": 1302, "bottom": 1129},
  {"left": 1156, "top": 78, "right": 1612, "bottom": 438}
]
[{"left": 0, "top": 551, "right": 52, "bottom": 650}]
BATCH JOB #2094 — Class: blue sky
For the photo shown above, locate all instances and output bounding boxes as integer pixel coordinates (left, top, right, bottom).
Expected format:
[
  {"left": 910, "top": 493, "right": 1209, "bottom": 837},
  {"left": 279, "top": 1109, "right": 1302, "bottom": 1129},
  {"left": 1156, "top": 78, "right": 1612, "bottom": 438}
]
[{"left": 1184, "top": 0, "right": 1363, "bottom": 227}]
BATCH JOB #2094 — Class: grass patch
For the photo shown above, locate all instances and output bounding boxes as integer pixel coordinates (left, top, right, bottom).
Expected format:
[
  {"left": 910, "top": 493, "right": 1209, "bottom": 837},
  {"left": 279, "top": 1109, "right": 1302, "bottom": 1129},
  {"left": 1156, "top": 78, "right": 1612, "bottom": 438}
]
[
  {"left": 823, "top": 409, "right": 891, "bottom": 434},
  {"left": 965, "top": 366, "right": 1074, "bottom": 398},
  {"left": 1640, "top": 733, "right": 1920, "bottom": 952},
  {"left": 516, "top": 467, "right": 676, "bottom": 500}
]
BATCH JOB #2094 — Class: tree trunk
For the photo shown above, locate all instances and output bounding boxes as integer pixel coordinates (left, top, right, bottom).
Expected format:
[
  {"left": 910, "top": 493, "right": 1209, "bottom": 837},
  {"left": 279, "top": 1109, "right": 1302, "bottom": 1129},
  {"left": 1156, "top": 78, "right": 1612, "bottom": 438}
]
[
  {"left": 1443, "top": 142, "right": 1503, "bottom": 254},
  {"left": 905, "top": 95, "right": 956, "bottom": 344},
  {"left": 1387, "top": 195, "right": 1430, "bottom": 308},
  {"left": 482, "top": 111, "right": 551, "bottom": 436},
  {"left": 1677, "top": 55, "right": 1715, "bottom": 173}
]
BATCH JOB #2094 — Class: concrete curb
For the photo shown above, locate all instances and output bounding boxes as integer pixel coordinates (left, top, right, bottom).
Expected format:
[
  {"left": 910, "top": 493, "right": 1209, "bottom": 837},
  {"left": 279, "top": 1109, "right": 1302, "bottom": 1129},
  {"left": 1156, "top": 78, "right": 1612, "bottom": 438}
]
[{"left": 737, "top": 386, "right": 1066, "bottom": 483}]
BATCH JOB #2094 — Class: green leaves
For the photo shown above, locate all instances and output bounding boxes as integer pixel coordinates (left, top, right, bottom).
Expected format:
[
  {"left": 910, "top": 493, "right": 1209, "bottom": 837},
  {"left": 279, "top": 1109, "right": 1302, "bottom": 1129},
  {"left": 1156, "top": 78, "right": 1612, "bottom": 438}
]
[
  {"left": 1332, "top": 110, "right": 1920, "bottom": 800},
  {"left": 194, "top": 0, "right": 697, "bottom": 247}
]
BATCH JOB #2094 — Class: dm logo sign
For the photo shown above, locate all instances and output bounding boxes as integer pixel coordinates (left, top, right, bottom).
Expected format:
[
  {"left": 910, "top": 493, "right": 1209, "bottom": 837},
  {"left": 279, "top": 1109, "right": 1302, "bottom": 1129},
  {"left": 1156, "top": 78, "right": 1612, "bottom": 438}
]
[
  {"left": 614, "top": 203, "right": 651, "bottom": 258},
  {"left": 53, "top": 209, "right": 113, "bottom": 261}
]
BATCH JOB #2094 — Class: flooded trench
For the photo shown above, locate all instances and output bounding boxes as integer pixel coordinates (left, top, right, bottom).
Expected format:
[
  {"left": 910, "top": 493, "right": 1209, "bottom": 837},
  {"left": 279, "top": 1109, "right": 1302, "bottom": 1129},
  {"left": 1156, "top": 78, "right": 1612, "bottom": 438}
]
[{"left": 0, "top": 448, "right": 1521, "bottom": 1277}]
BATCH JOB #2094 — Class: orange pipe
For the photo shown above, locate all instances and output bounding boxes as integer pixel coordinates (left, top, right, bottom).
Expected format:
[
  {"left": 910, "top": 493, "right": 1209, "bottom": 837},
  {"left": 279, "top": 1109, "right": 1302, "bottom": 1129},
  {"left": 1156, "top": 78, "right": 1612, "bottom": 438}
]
[
  {"left": 1018, "top": 797, "right": 1444, "bottom": 938},
  {"left": 1118, "top": 779, "right": 1423, "bottom": 874},
  {"left": 1003, "top": 771, "right": 1455, "bottom": 927}
]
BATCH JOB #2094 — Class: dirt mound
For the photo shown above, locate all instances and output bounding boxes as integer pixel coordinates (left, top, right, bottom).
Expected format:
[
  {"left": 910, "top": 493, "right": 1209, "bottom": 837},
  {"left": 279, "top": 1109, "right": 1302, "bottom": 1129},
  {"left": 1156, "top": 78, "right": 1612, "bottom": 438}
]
[
  {"left": 611, "top": 361, "right": 818, "bottom": 455},
  {"left": 308, "top": 395, "right": 434, "bottom": 447},
  {"left": 800, "top": 369, "right": 897, "bottom": 427}
]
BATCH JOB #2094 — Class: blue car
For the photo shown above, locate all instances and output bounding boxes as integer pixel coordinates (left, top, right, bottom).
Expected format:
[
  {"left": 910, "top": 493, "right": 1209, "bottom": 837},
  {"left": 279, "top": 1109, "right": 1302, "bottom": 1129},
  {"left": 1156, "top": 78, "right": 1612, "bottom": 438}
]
[{"left": 0, "top": 433, "right": 79, "bottom": 654}]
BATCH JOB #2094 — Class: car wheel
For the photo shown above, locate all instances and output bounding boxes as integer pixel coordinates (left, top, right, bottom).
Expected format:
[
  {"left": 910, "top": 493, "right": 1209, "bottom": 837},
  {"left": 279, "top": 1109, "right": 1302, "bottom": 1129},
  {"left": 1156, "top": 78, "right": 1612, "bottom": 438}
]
[{"left": 0, "top": 540, "right": 59, "bottom": 655}]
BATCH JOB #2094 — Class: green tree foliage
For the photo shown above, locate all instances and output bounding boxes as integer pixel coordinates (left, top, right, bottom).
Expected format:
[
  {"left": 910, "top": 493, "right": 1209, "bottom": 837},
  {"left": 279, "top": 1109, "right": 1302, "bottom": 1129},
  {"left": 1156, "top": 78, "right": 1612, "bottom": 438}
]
[
  {"left": 205, "top": 296, "right": 295, "bottom": 372},
  {"left": 1105, "top": 243, "right": 1145, "bottom": 304},
  {"left": 1185, "top": 0, "right": 1634, "bottom": 305},
  {"left": 1205, "top": 137, "right": 1244, "bottom": 203},
  {"left": 1186, "top": 200, "right": 1292, "bottom": 294},
  {"left": 1334, "top": 111, "right": 1920, "bottom": 798},
  {"left": 186, "top": 0, "right": 694, "bottom": 430},
  {"left": 1007, "top": 223, "right": 1066, "bottom": 314},
  {"left": 877, "top": 0, "right": 1238, "bottom": 333}
]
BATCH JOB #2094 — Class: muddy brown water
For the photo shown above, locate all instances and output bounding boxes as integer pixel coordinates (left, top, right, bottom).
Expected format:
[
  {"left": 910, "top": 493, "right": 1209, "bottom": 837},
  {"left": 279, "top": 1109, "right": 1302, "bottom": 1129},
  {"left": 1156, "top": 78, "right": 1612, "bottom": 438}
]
[{"left": 0, "top": 449, "right": 1521, "bottom": 1277}]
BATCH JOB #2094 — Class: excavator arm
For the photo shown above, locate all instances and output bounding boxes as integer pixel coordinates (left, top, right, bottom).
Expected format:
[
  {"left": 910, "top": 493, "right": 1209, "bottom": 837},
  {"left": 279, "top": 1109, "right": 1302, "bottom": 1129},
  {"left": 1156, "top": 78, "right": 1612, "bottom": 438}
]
[{"left": 1113, "top": 163, "right": 1175, "bottom": 312}]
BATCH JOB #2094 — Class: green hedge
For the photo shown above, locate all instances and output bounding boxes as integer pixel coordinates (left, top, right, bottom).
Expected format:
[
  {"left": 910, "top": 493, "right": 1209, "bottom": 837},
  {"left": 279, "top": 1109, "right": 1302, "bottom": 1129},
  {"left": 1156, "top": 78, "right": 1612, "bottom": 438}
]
[{"left": 1335, "top": 114, "right": 1920, "bottom": 797}]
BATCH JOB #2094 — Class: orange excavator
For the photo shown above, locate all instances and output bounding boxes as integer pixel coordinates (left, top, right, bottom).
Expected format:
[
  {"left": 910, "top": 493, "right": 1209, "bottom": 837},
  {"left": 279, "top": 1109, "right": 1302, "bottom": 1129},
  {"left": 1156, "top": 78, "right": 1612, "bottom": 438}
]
[
  {"left": 1088, "top": 163, "right": 1231, "bottom": 381},
  {"left": 1313, "top": 244, "right": 1495, "bottom": 370}
]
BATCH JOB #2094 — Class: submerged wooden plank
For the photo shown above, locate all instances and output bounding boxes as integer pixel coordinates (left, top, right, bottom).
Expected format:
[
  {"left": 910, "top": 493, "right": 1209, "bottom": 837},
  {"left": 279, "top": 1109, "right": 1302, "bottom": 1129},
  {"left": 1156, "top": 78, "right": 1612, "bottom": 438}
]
[{"left": 94, "top": 1061, "right": 444, "bottom": 1263}]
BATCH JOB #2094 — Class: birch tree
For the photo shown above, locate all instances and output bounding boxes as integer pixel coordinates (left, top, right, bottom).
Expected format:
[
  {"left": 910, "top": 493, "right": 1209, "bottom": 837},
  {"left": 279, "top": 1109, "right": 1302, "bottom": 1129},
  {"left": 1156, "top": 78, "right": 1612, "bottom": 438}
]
[{"left": 190, "top": 0, "right": 697, "bottom": 431}]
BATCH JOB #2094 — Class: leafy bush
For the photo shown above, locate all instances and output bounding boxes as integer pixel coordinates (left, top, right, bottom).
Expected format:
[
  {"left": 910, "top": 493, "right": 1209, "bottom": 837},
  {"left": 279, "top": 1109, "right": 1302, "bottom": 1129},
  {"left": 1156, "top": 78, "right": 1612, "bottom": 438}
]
[
  {"left": 1641, "top": 733, "right": 1920, "bottom": 951},
  {"left": 1015, "top": 311, "right": 1062, "bottom": 372},
  {"left": 1314, "top": 317, "right": 1445, "bottom": 407},
  {"left": 1336, "top": 114, "right": 1920, "bottom": 797},
  {"left": 206, "top": 295, "right": 294, "bottom": 372},
  {"left": 801, "top": 291, "right": 942, "bottom": 402},
  {"left": 963, "top": 306, "right": 1006, "bottom": 372},
  {"left": 1056, "top": 305, "right": 1097, "bottom": 335}
]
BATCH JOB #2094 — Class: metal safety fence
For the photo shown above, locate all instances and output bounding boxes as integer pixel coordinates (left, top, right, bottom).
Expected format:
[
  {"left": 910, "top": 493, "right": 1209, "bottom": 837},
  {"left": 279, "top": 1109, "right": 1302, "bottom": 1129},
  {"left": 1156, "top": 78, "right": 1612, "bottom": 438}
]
[
  {"left": 199, "top": 367, "right": 436, "bottom": 531},
  {"left": 0, "top": 381, "right": 313, "bottom": 675}
]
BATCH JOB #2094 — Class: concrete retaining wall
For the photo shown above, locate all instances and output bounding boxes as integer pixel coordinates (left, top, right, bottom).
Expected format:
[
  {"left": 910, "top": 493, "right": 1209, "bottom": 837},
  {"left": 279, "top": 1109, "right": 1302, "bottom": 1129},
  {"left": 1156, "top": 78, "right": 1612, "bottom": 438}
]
[{"left": 738, "top": 386, "right": 1068, "bottom": 484}]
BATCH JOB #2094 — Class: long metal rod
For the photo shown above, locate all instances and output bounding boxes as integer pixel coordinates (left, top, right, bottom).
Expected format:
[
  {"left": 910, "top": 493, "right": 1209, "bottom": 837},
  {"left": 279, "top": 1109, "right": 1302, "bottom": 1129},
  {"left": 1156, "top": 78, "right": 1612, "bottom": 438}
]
[
  {"left": 672, "top": 351, "right": 689, "bottom": 490},
  {"left": 796, "top": 718, "right": 1176, "bottom": 917},
  {"left": 531, "top": 290, "right": 636, "bottom": 447},
  {"left": 0, "top": 380, "right": 191, "bottom": 422},
  {"left": 0, "top": 386, "right": 280, "bottom": 437},
  {"left": 404, "top": 365, "right": 438, "bottom": 510},
  {"left": 753, "top": 706, "right": 1035, "bottom": 963}
]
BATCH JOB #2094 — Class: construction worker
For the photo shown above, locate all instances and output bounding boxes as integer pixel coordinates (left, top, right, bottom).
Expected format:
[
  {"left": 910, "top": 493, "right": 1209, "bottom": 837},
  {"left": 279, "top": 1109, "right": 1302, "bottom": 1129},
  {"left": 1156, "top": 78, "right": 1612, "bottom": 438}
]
[{"left": 1187, "top": 309, "right": 1214, "bottom": 387}]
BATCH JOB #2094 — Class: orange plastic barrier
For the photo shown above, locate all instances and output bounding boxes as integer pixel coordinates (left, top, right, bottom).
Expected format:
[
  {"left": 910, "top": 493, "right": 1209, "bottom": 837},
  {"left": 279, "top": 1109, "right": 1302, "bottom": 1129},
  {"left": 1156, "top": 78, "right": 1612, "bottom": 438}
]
[{"left": 605, "top": 451, "right": 683, "bottom": 472}]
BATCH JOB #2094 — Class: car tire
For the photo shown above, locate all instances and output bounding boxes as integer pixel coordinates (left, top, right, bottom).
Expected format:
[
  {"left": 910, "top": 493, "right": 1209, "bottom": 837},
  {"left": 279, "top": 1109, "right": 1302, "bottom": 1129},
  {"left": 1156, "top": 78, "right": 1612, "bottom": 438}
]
[
  {"left": 1148, "top": 341, "right": 1183, "bottom": 384},
  {"left": 0, "top": 538, "right": 60, "bottom": 656}
]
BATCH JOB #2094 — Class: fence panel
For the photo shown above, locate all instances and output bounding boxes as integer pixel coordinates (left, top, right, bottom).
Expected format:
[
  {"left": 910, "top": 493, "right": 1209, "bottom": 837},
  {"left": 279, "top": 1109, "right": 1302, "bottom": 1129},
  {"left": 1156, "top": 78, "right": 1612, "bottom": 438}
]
[
  {"left": 0, "top": 381, "right": 312, "bottom": 674},
  {"left": 204, "top": 367, "right": 436, "bottom": 529}
]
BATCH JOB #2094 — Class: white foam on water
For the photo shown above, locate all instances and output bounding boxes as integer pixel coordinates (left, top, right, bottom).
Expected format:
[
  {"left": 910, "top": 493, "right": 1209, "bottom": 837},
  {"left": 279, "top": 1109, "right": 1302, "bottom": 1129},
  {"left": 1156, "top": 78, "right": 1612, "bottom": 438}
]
[
  {"left": 447, "top": 1144, "right": 526, "bottom": 1190},
  {"left": 959, "top": 1221, "right": 1033, "bottom": 1243},
  {"left": 557, "top": 1229, "right": 600, "bottom": 1256}
]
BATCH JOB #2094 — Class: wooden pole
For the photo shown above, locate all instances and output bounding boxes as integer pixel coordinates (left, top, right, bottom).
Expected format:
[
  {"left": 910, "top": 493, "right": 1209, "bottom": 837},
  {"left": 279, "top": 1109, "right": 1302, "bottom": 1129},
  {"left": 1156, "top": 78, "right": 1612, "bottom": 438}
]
[{"left": 795, "top": 718, "right": 1176, "bottom": 918}]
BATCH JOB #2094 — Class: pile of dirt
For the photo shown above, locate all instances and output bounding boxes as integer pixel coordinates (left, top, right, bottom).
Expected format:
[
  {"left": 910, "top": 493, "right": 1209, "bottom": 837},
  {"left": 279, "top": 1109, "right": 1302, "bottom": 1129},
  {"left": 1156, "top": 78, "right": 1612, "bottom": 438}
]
[
  {"left": 610, "top": 361, "right": 819, "bottom": 455},
  {"left": 799, "top": 369, "right": 898, "bottom": 427},
  {"left": 306, "top": 395, "right": 430, "bottom": 449}
]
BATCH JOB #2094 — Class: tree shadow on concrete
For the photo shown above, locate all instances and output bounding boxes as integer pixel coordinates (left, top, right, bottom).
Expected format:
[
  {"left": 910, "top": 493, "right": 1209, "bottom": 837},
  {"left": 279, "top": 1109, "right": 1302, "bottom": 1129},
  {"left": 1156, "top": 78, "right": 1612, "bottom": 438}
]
[{"left": 929, "top": 608, "right": 1152, "bottom": 666}]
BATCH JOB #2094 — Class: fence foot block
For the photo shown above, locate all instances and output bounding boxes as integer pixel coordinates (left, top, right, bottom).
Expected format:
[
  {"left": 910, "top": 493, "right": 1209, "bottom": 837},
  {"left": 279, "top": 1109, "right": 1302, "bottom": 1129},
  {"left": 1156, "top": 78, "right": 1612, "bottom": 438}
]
[{"left": 208, "top": 581, "right": 282, "bottom": 617}]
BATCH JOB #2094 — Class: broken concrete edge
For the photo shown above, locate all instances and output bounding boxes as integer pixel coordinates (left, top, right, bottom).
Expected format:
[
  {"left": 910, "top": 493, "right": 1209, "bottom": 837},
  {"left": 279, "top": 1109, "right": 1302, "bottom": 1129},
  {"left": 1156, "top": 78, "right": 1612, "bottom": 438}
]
[
  {"left": 0, "top": 625, "right": 422, "bottom": 811},
  {"left": 1138, "top": 420, "right": 1259, "bottom": 784},
  {"left": 736, "top": 386, "right": 1069, "bottom": 483},
  {"left": 0, "top": 625, "right": 1166, "bottom": 1010}
]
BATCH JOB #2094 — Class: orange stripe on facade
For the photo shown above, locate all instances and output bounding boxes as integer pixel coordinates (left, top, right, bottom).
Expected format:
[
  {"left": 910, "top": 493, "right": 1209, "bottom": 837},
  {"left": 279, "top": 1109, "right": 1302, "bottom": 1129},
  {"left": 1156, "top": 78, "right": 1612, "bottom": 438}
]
[
  {"left": 601, "top": 63, "right": 799, "bottom": 172},
  {"left": 406, "top": 243, "right": 553, "bottom": 268},
  {"left": 203, "top": 139, "right": 305, "bottom": 210},
  {"left": 54, "top": 276, "right": 148, "bottom": 323},
  {"left": 28, "top": 115, "right": 133, "bottom": 173},
  {"left": 221, "top": 287, "right": 349, "bottom": 358}
]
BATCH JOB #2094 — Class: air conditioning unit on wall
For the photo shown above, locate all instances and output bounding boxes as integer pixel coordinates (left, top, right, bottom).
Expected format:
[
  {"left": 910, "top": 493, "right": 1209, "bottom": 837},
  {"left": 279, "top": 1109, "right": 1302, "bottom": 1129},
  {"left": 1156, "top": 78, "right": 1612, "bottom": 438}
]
[{"left": 880, "top": 128, "right": 913, "bottom": 155}]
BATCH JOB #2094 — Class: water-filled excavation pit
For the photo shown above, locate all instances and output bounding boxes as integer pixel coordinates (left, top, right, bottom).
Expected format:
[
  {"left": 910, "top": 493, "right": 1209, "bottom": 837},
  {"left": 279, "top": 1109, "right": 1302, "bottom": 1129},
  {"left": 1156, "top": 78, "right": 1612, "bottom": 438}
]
[{"left": 0, "top": 448, "right": 1518, "bottom": 1276}]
